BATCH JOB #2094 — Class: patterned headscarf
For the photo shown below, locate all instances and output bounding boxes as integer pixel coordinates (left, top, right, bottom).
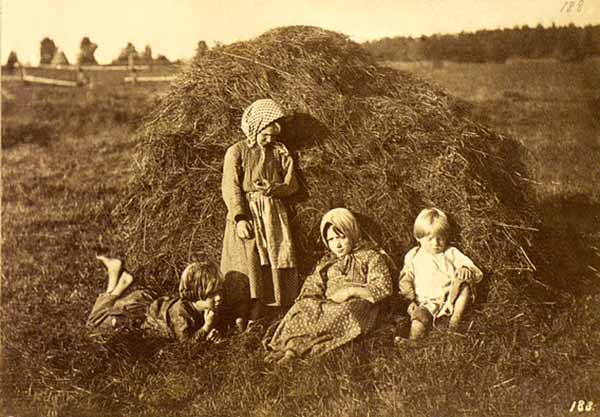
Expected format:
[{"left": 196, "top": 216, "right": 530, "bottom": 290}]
[
  {"left": 319, "top": 208, "right": 362, "bottom": 250},
  {"left": 241, "top": 99, "right": 285, "bottom": 146},
  {"left": 178, "top": 262, "right": 222, "bottom": 301}
]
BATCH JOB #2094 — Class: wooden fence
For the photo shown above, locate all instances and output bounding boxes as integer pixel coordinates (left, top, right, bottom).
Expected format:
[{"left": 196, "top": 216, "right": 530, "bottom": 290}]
[{"left": 3, "top": 64, "right": 178, "bottom": 87}]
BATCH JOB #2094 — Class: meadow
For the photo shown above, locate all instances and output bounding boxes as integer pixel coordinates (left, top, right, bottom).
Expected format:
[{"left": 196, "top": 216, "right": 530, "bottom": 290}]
[{"left": 2, "top": 59, "right": 599, "bottom": 417}]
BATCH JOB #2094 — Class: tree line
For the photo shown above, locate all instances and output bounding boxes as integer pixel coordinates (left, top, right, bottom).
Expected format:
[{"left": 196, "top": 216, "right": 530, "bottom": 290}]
[{"left": 363, "top": 24, "right": 600, "bottom": 62}]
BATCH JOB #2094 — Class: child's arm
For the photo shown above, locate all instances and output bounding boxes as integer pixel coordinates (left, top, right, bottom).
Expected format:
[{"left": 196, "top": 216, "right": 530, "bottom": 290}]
[
  {"left": 398, "top": 248, "right": 418, "bottom": 301},
  {"left": 448, "top": 247, "right": 483, "bottom": 284},
  {"left": 328, "top": 251, "right": 393, "bottom": 303},
  {"left": 262, "top": 144, "right": 299, "bottom": 198},
  {"left": 297, "top": 265, "right": 327, "bottom": 300}
]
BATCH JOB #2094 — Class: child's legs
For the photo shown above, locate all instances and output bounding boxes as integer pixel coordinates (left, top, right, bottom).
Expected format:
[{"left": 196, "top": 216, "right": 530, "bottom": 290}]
[
  {"left": 409, "top": 305, "right": 433, "bottom": 340},
  {"left": 449, "top": 286, "right": 470, "bottom": 328},
  {"left": 87, "top": 293, "right": 119, "bottom": 326}
]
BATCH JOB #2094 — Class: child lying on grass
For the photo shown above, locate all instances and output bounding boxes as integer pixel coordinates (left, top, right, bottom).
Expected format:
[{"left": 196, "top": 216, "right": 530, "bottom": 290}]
[
  {"left": 87, "top": 256, "right": 223, "bottom": 342},
  {"left": 396, "top": 208, "right": 483, "bottom": 342}
]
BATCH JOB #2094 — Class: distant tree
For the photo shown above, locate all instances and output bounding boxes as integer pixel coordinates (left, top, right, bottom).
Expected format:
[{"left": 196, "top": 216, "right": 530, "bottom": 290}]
[
  {"left": 6, "top": 50, "right": 19, "bottom": 70},
  {"left": 40, "top": 37, "right": 57, "bottom": 65},
  {"left": 78, "top": 37, "right": 98, "bottom": 65},
  {"left": 361, "top": 23, "right": 600, "bottom": 63},
  {"left": 195, "top": 40, "right": 208, "bottom": 58}
]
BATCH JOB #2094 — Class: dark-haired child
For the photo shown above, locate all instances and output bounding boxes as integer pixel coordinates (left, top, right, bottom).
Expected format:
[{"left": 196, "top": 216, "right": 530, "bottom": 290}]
[{"left": 87, "top": 256, "right": 223, "bottom": 342}]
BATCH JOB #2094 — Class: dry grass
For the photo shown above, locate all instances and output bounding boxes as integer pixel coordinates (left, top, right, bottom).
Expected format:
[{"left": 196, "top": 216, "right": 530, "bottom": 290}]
[{"left": 2, "top": 27, "right": 599, "bottom": 417}]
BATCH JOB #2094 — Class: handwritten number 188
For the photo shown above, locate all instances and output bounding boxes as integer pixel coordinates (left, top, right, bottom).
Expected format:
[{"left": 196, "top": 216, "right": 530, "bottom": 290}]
[
  {"left": 561, "top": 0, "right": 584, "bottom": 12},
  {"left": 569, "top": 400, "right": 594, "bottom": 412}
]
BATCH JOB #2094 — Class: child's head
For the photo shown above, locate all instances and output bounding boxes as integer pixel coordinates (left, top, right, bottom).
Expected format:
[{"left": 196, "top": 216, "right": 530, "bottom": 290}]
[
  {"left": 241, "top": 98, "right": 285, "bottom": 146},
  {"left": 413, "top": 208, "right": 451, "bottom": 254},
  {"left": 320, "top": 208, "right": 361, "bottom": 258},
  {"left": 179, "top": 262, "right": 223, "bottom": 311},
  {"left": 256, "top": 122, "right": 281, "bottom": 147}
]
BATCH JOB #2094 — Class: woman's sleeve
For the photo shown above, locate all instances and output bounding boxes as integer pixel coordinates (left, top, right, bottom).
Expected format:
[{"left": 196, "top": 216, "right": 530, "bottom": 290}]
[
  {"left": 222, "top": 145, "right": 249, "bottom": 221},
  {"left": 448, "top": 247, "right": 483, "bottom": 284},
  {"left": 365, "top": 251, "right": 393, "bottom": 303},
  {"left": 268, "top": 145, "right": 299, "bottom": 198},
  {"left": 297, "top": 265, "right": 327, "bottom": 300}
]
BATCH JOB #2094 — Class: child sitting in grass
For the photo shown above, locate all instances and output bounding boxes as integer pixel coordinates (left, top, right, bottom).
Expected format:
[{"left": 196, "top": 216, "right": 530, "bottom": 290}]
[
  {"left": 396, "top": 208, "right": 483, "bottom": 342},
  {"left": 87, "top": 256, "right": 223, "bottom": 342}
]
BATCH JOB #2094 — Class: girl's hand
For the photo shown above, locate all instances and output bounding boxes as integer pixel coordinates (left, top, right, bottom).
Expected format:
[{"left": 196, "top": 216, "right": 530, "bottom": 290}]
[
  {"left": 203, "top": 309, "right": 216, "bottom": 330},
  {"left": 407, "top": 301, "right": 418, "bottom": 316},
  {"left": 236, "top": 220, "right": 253, "bottom": 239},
  {"left": 206, "top": 328, "right": 222, "bottom": 343},
  {"left": 456, "top": 266, "right": 473, "bottom": 283},
  {"left": 255, "top": 179, "right": 278, "bottom": 197},
  {"left": 328, "top": 288, "right": 351, "bottom": 303}
]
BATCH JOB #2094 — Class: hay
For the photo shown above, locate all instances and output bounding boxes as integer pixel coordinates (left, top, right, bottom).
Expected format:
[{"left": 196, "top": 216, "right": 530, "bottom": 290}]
[{"left": 114, "top": 26, "right": 552, "bottom": 325}]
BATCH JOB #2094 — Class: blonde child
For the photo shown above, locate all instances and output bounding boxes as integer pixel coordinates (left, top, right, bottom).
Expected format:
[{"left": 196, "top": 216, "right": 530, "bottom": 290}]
[
  {"left": 87, "top": 256, "right": 223, "bottom": 342},
  {"left": 397, "top": 208, "right": 483, "bottom": 341}
]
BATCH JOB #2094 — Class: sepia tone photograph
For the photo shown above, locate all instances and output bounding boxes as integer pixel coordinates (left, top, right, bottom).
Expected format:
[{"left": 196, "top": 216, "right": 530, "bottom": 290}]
[{"left": 1, "top": 1, "right": 599, "bottom": 416}]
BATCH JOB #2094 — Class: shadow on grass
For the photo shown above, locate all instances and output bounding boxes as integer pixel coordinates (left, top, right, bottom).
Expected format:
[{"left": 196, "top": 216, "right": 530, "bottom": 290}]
[
  {"left": 532, "top": 192, "right": 600, "bottom": 298},
  {"left": 1, "top": 122, "right": 57, "bottom": 149}
]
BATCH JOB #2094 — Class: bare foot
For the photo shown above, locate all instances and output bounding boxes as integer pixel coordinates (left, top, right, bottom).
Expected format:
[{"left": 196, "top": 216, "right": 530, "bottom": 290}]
[
  {"left": 110, "top": 271, "right": 134, "bottom": 296},
  {"left": 96, "top": 255, "right": 122, "bottom": 276},
  {"left": 235, "top": 317, "right": 246, "bottom": 333}
]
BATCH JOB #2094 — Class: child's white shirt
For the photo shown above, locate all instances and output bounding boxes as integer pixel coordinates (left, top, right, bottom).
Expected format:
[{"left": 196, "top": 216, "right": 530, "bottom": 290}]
[{"left": 403, "top": 246, "right": 483, "bottom": 303}]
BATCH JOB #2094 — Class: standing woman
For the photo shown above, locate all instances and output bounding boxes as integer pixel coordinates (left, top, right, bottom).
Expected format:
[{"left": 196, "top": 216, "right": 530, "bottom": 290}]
[{"left": 221, "top": 99, "right": 299, "bottom": 330}]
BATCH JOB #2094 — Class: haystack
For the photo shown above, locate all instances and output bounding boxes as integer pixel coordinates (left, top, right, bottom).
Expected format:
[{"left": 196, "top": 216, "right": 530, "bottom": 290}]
[
  {"left": 114, "top": 26, "right": 553, "bottom": 327},
  {"left": 50, "top": 50, "right": 70, "bottom": 66}
]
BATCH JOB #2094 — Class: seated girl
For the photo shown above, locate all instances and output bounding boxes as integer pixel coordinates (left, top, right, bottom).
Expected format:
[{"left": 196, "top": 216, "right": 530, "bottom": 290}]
[
  {"left": 87, "top": 256, "right": 223, "bottom": 342},
  {"left": 263, "top": 208, "right": 393, "bottom": 365},
  {"left": 397, "top": 208, "right": 483, "bottom": 341}
]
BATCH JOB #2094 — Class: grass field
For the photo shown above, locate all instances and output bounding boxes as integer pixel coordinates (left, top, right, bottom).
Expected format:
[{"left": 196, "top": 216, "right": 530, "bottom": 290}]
[{"left": 2, "top": 59, "right": 600, "bottom": 417}]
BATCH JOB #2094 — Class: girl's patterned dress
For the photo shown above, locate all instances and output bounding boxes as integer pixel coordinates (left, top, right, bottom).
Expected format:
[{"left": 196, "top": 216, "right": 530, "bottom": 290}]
[{"left": 265, "top": 247, "right": 393, "bottom": 357}]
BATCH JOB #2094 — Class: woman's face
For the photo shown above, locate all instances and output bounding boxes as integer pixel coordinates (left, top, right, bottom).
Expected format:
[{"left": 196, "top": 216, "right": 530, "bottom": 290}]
[
  {"left": 256, "top": 124, "right": 280, "bottom": 147},
  {"left": 326, "top": 226, "right": 352, "bottom": 258}
]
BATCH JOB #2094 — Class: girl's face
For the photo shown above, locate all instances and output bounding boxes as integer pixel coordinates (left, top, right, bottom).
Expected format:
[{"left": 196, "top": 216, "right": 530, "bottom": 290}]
[
  {"left": 256, "top": 124, "right": 280, "bottom": 147},
  {"left": 195, "top": 292, "right": 223, "bottom": 311},
  {"left": 326, "top": 227, "right": 352, "bottom": 258},
  {"left": 418, "top": 232, "right": 448, "bottom": 255}
]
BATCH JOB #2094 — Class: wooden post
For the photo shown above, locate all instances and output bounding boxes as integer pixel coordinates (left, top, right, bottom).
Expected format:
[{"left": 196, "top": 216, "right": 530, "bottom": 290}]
[{"left": 128, "top": 53, "right": 137, "bottom": 84}]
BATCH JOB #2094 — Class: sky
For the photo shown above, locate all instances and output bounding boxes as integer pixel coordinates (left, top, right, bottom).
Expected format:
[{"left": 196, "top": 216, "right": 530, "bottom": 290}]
[{"left": 1, "top": 0, "right": 599, "bottom": 65}]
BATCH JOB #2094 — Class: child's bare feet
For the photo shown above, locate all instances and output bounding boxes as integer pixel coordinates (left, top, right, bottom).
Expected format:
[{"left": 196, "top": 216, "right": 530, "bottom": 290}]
[
  {"left": 110, "top": 271, "right": 133, "bottom": 296},
  {"left": 235, "top": 317, "right": 246, "bottom": 333},
  {"left": 96, "top": 255, "right": 122, "bottom": 275},
  {"left": 97, "top": 256, "right": 122, "bottom": 294}
]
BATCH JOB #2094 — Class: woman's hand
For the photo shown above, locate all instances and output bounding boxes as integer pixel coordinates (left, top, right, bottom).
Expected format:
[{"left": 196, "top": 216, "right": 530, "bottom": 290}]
[
  {"left": 456, "top": 266, "right": 474, "bottom": 283},
  {"left": 328, "top": 288, "right": 352, "bottom": 303},
  {"left": 236, "top": 220, "right": 253, "bottom": 239}
]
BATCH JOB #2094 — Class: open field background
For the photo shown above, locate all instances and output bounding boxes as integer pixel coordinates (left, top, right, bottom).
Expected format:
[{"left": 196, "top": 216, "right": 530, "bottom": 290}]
[{"left": 2, "top": 59, "right": 600, "bottom": 417}]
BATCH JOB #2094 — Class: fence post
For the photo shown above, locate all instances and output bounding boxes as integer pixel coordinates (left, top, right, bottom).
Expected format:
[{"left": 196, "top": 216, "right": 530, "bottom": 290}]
[{"left": 128, "top": 53, "right": 137, "bottom": 84}]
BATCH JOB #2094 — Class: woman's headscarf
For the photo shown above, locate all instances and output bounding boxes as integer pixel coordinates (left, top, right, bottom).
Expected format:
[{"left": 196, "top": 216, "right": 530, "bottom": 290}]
[
  {"left": 241, "top": 99, "right": 285, "bottom": 146},
  {"left": 319, "top": 208, "right": 362, "bottom": 250},
  {"left": 178, "top": 262, "right": 222, "bottom": 301}
]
